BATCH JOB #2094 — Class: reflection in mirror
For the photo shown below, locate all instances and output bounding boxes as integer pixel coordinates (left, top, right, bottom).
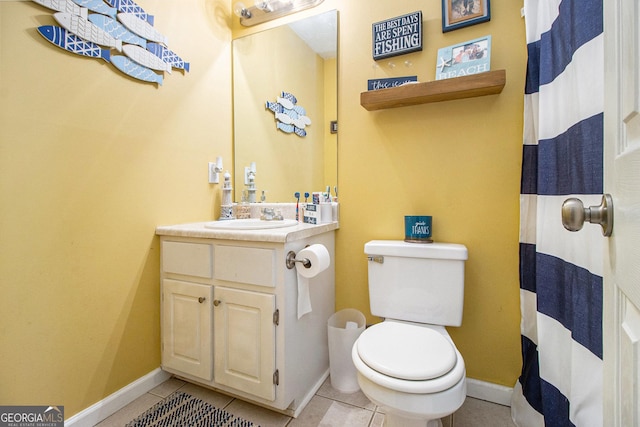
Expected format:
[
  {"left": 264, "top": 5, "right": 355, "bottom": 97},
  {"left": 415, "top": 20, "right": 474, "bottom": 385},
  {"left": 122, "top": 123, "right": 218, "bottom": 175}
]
[{"left": 233, "top": 10, "right": 338, "bottom": 203}]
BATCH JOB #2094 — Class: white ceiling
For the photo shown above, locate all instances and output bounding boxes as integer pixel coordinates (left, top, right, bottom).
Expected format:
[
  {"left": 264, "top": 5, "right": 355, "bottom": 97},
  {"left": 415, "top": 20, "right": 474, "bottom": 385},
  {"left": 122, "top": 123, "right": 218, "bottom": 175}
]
[{"left": 288, "top": 12, "right": 337, "bottom": 59}]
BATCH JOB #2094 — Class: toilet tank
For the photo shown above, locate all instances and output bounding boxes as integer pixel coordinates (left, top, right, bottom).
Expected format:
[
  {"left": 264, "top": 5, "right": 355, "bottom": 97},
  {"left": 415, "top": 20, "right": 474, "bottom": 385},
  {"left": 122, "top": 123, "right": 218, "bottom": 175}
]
[{"left": 364, "top": 240, "right": 468, "bottom": 327}]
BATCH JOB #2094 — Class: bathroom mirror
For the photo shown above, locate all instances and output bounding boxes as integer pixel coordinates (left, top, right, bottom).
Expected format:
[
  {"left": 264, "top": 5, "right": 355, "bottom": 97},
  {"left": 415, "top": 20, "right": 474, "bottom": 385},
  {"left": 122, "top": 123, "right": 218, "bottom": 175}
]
[{"left": 232, "top": 10, "right": 338, "bottom": 202}]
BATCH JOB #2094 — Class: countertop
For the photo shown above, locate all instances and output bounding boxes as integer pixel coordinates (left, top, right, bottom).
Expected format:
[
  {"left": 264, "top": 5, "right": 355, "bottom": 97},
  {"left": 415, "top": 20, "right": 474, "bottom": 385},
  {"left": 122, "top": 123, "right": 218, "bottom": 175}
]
[{"left": 156, "top": 220, "right": 339, "bottom": 243}]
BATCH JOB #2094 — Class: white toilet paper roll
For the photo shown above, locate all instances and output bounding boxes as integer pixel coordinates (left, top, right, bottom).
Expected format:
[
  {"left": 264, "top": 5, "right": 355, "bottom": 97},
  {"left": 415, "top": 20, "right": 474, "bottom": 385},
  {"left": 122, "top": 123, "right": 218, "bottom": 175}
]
[
  {"left": 296, "top": 244, "right": 331, "bottom": 319},
  {"left": 296, "top": 244, "right": 331, "bottom": 278}
]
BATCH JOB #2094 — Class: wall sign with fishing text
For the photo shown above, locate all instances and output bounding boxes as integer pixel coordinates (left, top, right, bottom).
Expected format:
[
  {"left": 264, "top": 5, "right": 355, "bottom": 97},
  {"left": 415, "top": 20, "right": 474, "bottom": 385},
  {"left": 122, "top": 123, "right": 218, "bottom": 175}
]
[{"left": 372, "top": 11, "right": 422, "bottom": 61}]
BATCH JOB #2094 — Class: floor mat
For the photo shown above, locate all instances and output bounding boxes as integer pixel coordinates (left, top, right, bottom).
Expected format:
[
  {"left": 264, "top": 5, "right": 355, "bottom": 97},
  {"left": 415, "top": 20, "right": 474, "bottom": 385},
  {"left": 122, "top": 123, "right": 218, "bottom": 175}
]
[{"left": 125, "top": 391, "right": 259, "bottom": 427}]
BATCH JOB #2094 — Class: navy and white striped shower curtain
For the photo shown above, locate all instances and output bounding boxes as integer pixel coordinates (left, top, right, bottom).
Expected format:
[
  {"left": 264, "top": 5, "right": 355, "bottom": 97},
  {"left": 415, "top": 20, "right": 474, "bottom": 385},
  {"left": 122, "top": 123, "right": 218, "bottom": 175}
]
[{"left": 511, "top": 0, "right": 604, "bottom": 426}]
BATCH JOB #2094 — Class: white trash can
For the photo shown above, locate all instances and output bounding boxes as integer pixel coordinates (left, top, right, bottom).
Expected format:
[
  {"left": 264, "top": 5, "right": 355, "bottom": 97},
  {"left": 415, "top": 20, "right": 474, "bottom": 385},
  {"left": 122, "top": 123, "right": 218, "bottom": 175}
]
[{"left": 327, "top": 308, "right": 366, "bottom": 393}]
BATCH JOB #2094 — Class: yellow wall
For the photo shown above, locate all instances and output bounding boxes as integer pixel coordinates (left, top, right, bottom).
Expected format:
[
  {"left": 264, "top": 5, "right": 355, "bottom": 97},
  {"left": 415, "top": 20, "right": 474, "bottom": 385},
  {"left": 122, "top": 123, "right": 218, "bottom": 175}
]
[
  {"left": 333, "top": 0, "right": 525, "bottom": 387},
  {"left": 0, "top": 0, "right": 231, "bottom": 417},
  {"left": 0, "top": 0, "right": 525, "bottom": 419},
  {"left": 234, "top": 0, "right": 526, "bottom": 387}
]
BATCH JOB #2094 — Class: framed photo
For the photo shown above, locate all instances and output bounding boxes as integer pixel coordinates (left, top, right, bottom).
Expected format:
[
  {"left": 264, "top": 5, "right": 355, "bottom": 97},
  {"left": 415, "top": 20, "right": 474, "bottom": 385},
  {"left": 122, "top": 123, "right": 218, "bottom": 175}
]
[
  {"left": 441, "top": 0, "right": 490, "bottom": 32},
  {"left": 435, "top": 35, "right": 491, "bottom": 80}
]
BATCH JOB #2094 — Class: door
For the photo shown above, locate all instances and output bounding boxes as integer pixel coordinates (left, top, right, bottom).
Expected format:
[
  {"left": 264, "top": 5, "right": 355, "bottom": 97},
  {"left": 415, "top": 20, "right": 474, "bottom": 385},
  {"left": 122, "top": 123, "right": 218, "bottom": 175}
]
[
  {"left": 603, "top": 0, "right": 640, "bottom": 424},
  {"left": 161, "top": 279, "right": 213, "bottom": 381},
  {"left": 213, "top": 286, "right": 276, "bottom": 401}
]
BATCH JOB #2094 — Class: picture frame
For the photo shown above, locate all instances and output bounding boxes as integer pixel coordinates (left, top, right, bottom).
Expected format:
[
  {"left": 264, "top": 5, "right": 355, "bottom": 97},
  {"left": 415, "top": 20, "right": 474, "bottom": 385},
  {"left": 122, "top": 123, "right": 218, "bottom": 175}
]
[
  {"left": 441, "top": 0, "right": 491, "bottom": 32},
  {"left": 435, "top": 35, "right": 491, "bottom": 80}
]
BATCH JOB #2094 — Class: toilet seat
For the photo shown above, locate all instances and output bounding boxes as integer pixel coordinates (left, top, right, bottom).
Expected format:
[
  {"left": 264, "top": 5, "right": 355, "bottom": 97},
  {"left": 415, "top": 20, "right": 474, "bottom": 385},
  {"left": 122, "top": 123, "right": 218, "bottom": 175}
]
[
  {"left": 357, "top": 321, "right": 456, "bottom": 380},
  {"left": 352, "top": 321, "right": 466, "bottom": 394}
]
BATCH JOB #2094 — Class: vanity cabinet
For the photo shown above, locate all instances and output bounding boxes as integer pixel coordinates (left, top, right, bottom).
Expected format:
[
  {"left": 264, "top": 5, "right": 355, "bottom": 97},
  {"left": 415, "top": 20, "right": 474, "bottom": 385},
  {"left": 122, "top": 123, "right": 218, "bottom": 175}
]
[{"left": 156, "top": 222, "right": 337, "bottom": 417}]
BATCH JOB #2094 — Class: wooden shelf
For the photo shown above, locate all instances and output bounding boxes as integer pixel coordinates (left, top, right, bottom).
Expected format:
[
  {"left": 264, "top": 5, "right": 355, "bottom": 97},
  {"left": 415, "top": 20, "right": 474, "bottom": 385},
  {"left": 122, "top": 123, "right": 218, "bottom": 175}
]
[{"left": 360, "top": 69, "right": 506, "bottom": 111}]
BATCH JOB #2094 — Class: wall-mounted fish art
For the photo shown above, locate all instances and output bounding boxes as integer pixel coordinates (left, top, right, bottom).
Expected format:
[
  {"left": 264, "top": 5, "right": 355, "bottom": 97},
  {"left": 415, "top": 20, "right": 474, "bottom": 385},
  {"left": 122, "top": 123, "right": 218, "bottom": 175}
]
[
  {"left": 117, "top": 12, "right": 167, "bottom": 45},
  {"left": 29, "top": 0, "right": 189, "bottom": 86},
  {"left": 104, "top": 0, "right": 153, "bottom": 25},
  {"left": 54, "top": 12, "right": 123, "bottom": 51},
  {"left": 265, "top": 91, "right": 311, "bottom": 138},
  {"left": 32, "top": 0, "right": 87, "bottom": 19},
  {"left": 123, "top": 44, "right": 171, "bottom": 73},
  {"left": 146, "top": 43, "right": 189, "bottom": 72},
  {"left": 111, "top": 55, "right": 163, "bottom": 86},
  {"left": 37, "top": 25, "right": 111, "bottom": 62},
  {"left": 88, "top": 14, "right": 146, "bottom": 49},
  {"left": 70, "top": 0, "right": 116, "bottom": 18}
]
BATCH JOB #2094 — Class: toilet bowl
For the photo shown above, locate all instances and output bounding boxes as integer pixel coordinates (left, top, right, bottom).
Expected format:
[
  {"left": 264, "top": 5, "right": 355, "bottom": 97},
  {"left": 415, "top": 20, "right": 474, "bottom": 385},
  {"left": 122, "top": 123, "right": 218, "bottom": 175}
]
[
  {"left": 356, "top": 240, "right": 469, "bottom": 427},
  {"left": 351, "top": 320, "right": 466, "bottom": 427}
]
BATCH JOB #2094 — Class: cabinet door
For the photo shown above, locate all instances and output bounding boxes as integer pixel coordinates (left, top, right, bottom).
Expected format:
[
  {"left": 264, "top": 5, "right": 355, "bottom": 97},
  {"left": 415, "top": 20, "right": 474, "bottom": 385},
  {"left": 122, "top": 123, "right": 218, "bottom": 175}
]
[
  {"left": 214, "top": 286, "right": 276, "bottom": 401},
  {"left": 162, "top": 279, "right": 213, "bottom": 381}
]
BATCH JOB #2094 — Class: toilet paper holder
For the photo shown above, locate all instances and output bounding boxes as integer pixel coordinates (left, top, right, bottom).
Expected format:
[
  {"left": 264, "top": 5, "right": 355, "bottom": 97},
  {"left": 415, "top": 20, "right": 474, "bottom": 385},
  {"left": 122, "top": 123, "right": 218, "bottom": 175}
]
[{"left": 286, "top": 250, "right": 312, "bottom": 269}]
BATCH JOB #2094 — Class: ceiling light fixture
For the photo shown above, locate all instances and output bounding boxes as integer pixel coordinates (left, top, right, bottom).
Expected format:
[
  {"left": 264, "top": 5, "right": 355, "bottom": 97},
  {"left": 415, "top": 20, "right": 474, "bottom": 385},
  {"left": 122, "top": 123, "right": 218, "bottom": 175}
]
[{"left": 233, "top": 0, "right": 324, "bottom": 27}]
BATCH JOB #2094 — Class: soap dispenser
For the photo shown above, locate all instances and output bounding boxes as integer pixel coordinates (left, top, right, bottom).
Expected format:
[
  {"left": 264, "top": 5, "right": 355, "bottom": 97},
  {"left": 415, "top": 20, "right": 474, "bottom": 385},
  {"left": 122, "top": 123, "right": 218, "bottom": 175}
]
[
  {"left": 219, "top": 171, "right": 235, "bottom": 220},
  {"left": 236, "top": 190, "right": 251, "bottom": 219}
]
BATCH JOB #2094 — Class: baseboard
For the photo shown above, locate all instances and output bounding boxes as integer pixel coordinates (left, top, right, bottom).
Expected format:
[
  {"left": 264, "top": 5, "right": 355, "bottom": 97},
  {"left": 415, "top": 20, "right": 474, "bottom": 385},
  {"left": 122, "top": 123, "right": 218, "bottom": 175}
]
[
  {"left": 466, "top": 377, "right": 513, "bottom": 407},
  {"left": 65, "top": 368, "right": 171, "bottom": 427},
  {"left": 63, "top": 370, "right": 509, "bottom": 425},
  {"left": 293, "top": 369, "right": 330, "bottom": 418}
]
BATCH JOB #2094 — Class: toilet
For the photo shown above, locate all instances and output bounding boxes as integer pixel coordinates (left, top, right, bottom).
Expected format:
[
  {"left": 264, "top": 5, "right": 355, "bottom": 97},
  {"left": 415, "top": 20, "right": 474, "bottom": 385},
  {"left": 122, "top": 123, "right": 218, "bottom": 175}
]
[{"left": 352, "top": 240, "right": 468, "bottom": 427}]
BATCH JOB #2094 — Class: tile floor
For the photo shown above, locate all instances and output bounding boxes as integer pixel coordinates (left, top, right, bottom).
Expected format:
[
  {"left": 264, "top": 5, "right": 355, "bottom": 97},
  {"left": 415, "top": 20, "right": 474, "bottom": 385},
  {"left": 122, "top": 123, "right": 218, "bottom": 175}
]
[{"left": 96, "top": 376, "right": 516, "bottom": 427}]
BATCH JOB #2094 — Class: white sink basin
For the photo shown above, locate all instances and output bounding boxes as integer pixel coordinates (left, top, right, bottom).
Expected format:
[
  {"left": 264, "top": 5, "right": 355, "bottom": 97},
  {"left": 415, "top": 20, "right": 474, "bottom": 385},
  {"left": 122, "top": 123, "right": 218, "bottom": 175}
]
[{"left": 204, "top": 218, "right": 299, "bottom": 230}]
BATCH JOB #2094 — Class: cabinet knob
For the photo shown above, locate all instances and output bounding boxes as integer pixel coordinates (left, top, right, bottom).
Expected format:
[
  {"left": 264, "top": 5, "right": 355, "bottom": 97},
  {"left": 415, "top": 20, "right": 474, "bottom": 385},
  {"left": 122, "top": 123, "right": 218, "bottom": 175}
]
[
  {"left": 213, "top": 299, "right": 221, "bottom": 306},
  {"left": 198, "top": 297, "right": 206, "bottom": 303}
]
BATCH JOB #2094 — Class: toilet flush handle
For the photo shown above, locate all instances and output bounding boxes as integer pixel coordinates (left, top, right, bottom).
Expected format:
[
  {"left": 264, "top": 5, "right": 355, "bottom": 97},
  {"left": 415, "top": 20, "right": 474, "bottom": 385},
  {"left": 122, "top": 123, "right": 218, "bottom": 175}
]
[{"left": 367, "top": 255, "right": 384, "bottom": 264}]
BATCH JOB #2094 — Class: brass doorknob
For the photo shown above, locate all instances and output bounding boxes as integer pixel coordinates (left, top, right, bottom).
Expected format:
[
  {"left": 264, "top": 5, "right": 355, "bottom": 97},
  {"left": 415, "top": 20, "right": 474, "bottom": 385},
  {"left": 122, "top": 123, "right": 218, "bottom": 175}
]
[{"left": 561, "top": 194, "right": 613, "bottom": 237}]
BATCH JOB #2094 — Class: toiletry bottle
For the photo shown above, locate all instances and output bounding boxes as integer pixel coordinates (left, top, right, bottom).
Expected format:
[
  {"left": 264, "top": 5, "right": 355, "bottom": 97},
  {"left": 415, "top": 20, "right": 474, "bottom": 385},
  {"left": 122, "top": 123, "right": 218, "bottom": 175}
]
[
  {"left": 219, "top": 171, "right": 235, "bottom": 220},
  {"left": 236, "top": 190, "right": 251, "bottom": 219}
]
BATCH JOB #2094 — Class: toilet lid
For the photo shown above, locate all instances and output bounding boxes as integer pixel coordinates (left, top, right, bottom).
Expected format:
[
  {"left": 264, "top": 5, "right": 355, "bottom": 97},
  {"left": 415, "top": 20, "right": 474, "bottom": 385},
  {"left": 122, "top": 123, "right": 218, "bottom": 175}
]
[{"left": 356, "top": 322, "right": 457, "bottom": 381}]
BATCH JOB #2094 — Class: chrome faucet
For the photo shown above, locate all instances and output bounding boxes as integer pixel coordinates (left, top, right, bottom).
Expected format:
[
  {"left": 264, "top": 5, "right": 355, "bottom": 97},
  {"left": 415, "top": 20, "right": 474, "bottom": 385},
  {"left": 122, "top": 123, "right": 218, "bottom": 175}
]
[{"left": 262, "top": 207, "right": 275, "bottom": 220}]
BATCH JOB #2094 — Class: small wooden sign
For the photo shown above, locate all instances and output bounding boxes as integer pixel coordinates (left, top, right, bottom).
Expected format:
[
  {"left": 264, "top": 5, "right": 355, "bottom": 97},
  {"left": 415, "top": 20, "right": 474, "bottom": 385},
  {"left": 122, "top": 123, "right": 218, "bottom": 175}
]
[{"left": 372, "top": 11, "right": 423, "bottom": 61}]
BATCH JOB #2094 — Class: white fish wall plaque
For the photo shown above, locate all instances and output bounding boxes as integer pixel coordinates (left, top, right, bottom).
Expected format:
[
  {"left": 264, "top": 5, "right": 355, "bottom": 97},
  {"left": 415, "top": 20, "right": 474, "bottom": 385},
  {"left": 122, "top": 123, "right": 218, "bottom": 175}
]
[
  {"left": 105, "top": 0, "right": 153, "bottom": 25},
  {"left": 88, "top": 14, "right": 146, "bottom": 49},
  {"left": 118, "top": 13, "right": 167, "bottom": 45},
  {"left": 37, "top": 25, "right": 110, "bottom": 62},
  {"left": 71, "top": 0, "right": 116, "bottom": 18},
  {"left": 54, "top": 12, "right": 123, "bottom": 52},
  {"left": 111, "top": 55, "right": 163, "bottom": 86},
  {"left": 32, "top": 0, "right": 87, "bottom": 19},
  {"left": 146, "top": 43, "right": 190, "bottom": 72},
  {"left": 123, "top": 44, "right": 171, "bottom": 73},
  {"left": 276, "top": 96, "right": 294, "bottom": 110}
]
